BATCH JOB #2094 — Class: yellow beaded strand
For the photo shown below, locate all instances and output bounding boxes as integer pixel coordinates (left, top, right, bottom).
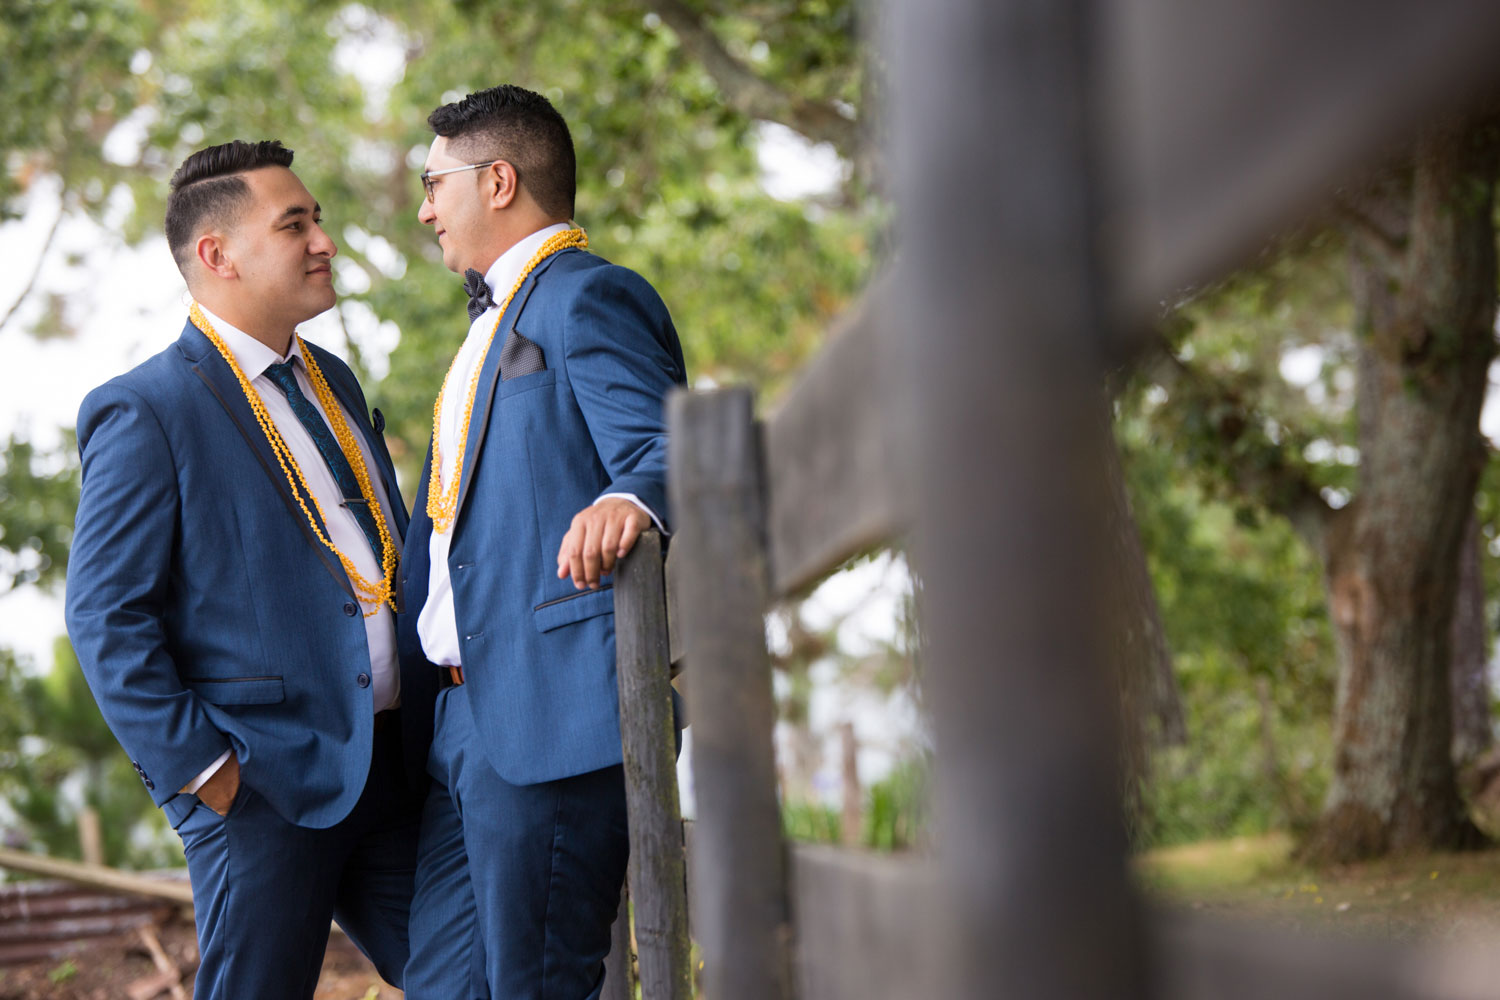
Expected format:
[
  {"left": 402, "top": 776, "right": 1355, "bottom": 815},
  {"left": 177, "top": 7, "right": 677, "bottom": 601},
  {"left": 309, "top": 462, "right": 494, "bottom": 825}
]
[
  {"left": 189, "top": 302, "right": 398, "bottom": 615},
  {"left": 427, "top": 227, "right": 588, "bottom": 534}
]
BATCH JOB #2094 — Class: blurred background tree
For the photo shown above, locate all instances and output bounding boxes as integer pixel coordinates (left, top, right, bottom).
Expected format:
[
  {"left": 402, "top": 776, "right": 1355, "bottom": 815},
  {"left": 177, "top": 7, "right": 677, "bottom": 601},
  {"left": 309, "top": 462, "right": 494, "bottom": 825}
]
[{"left": 1121, "top": 115, "right": 1500, "bottom": 861}]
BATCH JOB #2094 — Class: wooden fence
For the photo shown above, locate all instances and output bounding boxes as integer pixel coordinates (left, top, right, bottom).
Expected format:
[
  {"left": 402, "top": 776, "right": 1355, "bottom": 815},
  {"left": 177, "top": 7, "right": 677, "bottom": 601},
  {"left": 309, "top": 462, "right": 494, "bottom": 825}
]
[{"left": 605, "top": 1, "right": 1500, "bottom": 998}]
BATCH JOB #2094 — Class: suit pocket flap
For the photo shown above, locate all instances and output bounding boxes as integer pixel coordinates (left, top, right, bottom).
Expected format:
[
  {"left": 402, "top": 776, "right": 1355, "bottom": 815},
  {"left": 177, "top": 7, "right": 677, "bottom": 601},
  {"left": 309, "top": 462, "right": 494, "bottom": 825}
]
[
  {"left": 184, "top": 676, "right": 285, "bottom": 706},
  {"left": 498, "top": 368, "right": 556, "bottom": 399},
  {"left": 533, "top": 585, "right": 614, "bottom": 633}
]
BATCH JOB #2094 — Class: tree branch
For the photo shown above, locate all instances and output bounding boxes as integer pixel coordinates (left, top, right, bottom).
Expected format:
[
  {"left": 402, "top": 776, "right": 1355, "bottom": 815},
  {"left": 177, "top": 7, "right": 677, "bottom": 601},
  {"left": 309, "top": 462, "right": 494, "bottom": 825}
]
[
  {"left": 1140, "top": 336, "right": 1335, "bottom": 553},
  {"left": 644, "top": 0, "right": 861, "bottom": 160},
  {"left": 0, "top": 191, "right": 64, "bottom": 336}
]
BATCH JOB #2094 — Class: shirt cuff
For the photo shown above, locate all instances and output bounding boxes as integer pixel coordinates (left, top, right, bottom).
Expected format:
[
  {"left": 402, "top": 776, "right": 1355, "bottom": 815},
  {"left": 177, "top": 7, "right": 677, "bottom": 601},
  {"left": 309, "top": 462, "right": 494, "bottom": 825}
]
[
  {"left": 180, "top": 750, "right": 232, "bottom": 794},
  {"left": 598, "top": 492, "right": 666, "bottom": 534}
]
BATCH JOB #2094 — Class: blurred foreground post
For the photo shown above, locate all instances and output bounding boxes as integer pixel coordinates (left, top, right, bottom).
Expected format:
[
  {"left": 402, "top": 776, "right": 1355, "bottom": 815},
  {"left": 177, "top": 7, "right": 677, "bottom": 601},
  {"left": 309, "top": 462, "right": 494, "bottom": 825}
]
[{"left": 890, "top": 0, "right": 1147, "bottom": 997}]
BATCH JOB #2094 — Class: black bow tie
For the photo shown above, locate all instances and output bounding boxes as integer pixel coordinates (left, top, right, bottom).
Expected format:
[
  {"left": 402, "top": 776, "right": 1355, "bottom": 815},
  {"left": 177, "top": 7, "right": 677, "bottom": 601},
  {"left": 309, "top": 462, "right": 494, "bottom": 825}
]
[{"left": 463, "top": 269, "right": 495, "bottom": 322}]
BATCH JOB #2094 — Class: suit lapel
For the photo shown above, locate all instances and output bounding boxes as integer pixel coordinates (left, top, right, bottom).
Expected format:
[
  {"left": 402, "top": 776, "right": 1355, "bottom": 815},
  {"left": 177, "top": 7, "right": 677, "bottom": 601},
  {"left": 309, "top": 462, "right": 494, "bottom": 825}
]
[
  {"left": 451, "top": 249, "right": 575, "bottom": 528},
  {"left": 176, "top": 319, "right": 356, "bottom": 599}
]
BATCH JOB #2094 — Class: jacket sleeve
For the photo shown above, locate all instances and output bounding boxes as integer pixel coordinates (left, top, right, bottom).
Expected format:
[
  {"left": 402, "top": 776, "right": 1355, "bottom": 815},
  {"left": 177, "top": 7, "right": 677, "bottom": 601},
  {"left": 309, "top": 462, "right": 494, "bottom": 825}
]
[
  {"left": 562, "top": 265, "right": 687, "bottom": 529},
  {"left": 64, "top": 382, "right": 231, "bottom": 805}
]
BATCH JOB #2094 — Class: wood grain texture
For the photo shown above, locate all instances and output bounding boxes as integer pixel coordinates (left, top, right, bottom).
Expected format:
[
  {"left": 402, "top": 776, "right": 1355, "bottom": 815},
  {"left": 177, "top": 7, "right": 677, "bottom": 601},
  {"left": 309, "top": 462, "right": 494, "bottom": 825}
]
[
  {"left": 763, "top": 290, "right": 909, "bottom": 597},
  {"left": 668, "top": 387, "right": 793, "bottom": 1000},
  {"left": 615, "top": 529, "right": 692, "bottom": 1000},
  {"left": 789, "top": 846, "right": 940, "bottom": 1000}
]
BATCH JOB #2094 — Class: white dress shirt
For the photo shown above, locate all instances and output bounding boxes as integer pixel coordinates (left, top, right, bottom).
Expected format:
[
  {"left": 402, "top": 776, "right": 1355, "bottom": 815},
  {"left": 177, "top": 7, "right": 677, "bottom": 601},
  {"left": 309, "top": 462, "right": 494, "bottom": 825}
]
[
  {"left": 417, "top": 224, "right": 661, "bottom": 667},
  {"left": 183, "top": 306, "right": 401, "bottom": 792}
]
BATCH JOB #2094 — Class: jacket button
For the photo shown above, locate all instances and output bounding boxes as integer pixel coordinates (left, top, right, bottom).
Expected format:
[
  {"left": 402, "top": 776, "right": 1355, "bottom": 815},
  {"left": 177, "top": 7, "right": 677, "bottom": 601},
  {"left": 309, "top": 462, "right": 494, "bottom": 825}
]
[
  {"left": 143, "top": 777, "right": 155, "bottom": 790},
  {"left": 357, "top": 673, "right": 371, "bottom": 688},
  {"left": 343, "top": 602, "right": 358, "bottom": 617}
]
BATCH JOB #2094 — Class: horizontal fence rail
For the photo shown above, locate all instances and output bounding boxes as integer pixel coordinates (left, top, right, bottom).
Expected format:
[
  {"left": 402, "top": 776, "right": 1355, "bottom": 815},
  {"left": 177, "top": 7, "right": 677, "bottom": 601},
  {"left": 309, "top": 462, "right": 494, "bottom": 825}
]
[
  {"left": 1108, "top": 1, "right": 1500, "bottom": 326},
  {"left": 762, "top": 285, "right": 911, "bottom": 597}
]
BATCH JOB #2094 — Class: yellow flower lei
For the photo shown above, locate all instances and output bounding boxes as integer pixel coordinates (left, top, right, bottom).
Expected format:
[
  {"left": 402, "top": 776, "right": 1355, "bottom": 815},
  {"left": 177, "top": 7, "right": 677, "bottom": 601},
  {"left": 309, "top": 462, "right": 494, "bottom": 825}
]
[
  {"left": 189, "top": 301, "right": 398, "bottom": 615},
  {"left": 427, "top": 227, "right": 589, "bottom": 534}
]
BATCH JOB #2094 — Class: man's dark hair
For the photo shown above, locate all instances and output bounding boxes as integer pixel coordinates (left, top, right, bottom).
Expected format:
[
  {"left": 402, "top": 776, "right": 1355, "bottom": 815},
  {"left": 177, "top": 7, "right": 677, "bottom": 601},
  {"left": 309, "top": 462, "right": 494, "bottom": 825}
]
[
  {"left": 164, "top": 140, "right": 294, "bottom": 273},
  {"left": 428, "top": 86, "right": 576, "bottom": 219}
]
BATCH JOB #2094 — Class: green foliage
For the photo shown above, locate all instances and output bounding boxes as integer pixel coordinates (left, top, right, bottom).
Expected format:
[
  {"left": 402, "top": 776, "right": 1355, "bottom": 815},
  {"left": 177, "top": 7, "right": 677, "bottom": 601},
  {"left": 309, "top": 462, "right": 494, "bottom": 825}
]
[
  {"left": 862, "top": 754, "right": 928, "bottom": 850},
  {"left": 1134, "top": 233, "right": 1359, "bottom": 514},
  {"left": 0, "top": 434, "right": 78, "bottom": 592},
  {"left": 0, "top": 641, "right": 175, "bottom": 868},
  {"left": 46, "top": 0, "right": 880, "bottom": 480},
  {"left": 1471, "top": 458, "right": 1500, "bottom": 650},
  {"left": 782, "top": 798, "right": 842, "bottom": 844},
  {"left": 0, "top": 0, "right": 149, "bottom": 217},
  {"left": 782, "top": 754, "right": 930, "bottom": 850},
  {"left": 1120, "top": 413, "right": 1336, "bottom": 847},
  {"left": 2, "top": 0, "right": 880, "bottom": 463},
  {"left": 1113, "top": 230, "right": 1405, "bottom": 848},
  {"left": 47, "top": 959, "right": 78, "bottom": 985}
]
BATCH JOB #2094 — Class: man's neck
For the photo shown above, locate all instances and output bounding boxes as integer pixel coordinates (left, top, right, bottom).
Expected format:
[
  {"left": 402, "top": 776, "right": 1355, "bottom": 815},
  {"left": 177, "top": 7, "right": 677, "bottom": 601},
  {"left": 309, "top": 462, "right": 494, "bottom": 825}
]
[
  {"left": 195, "top": 296, "right": 294, "bottom": 356},
  {"left": 473, "top": 216, "right": 571, "bottom": 278}
]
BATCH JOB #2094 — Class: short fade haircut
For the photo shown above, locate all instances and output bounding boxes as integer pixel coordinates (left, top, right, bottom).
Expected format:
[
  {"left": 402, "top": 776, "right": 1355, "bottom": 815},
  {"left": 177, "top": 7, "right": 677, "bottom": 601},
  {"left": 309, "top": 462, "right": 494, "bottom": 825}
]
[
  {"left": 164, "top": 140, "right": 294, "bottom": 274},
  {"left": 428, "top": 85, "right": 576, "bottom": 220}
]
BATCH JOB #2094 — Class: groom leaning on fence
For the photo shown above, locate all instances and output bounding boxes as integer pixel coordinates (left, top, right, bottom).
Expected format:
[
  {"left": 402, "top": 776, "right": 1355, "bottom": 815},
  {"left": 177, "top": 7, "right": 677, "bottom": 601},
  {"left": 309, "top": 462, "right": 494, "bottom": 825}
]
[{"left": 399, "top": 84, "right": 688, "bottom": 999}]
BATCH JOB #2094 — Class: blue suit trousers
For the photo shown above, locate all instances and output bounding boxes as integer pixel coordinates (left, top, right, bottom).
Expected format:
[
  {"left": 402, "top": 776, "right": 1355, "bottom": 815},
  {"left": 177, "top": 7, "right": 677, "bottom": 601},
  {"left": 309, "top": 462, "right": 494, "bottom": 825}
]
[
  {"left": 174, "top": 719, "right": 421, "bottom": 999},
  {"left": 404, "top": 684, "right": 629, "bottom": 999}
]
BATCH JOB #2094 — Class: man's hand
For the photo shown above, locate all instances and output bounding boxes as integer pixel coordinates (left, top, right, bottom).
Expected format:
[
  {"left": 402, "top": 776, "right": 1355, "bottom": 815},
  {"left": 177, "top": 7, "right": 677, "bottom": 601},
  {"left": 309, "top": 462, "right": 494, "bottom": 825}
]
[
  {"left": 197, "top": 754, "right": 241, "bottom": 817},
  {"left": 556, "top": 498, "right": 651, "bottom": 590}
]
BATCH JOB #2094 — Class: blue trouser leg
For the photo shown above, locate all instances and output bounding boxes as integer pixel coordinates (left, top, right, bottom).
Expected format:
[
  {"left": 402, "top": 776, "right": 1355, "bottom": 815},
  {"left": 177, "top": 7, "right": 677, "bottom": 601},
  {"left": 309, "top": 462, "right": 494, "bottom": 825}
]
[
  {"left": 332, "top": 719, "right": 424, "bottom": 986},
  {"left": 406, "top": 684, "right": 629, "bottom": 1000},
  {"left": 405, "top": 685, "right": 488, "bottom": 1000},
  {"left": 173, "top": 723, "right": 420, "bottom": 1000},
  {"left": 404, "top": 768, "right": 487, "bottom": 995}
]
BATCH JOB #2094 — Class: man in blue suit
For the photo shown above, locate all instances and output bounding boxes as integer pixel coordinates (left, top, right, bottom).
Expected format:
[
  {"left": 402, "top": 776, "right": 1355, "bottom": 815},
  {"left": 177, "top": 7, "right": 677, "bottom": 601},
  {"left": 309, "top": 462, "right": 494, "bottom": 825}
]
[
  {"left": 65, "top": 140, "right": 423, "bottom": 999},
  {"left": 400, "top": 86, "right": 687, "bottom": 999}
]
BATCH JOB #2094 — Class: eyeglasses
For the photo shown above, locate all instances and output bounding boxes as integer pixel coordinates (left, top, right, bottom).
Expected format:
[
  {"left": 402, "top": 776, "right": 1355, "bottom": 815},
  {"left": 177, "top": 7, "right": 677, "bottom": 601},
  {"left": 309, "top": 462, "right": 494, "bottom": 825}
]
[{"left": 420, "top": 160, "right": 504, "bottom": 202}]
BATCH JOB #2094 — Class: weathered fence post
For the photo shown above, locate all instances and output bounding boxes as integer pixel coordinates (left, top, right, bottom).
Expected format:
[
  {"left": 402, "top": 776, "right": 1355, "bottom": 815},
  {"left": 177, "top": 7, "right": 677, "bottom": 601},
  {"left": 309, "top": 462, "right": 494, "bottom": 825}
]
[
  {"left": 890, "top": 0, "right": 1148, "bottom": 996},
  {"left": 614, "top": 528, "right": 692, "bottom": 999},
  {"left": 669, "top": 387, "right": 793, "bottom": 1000}
]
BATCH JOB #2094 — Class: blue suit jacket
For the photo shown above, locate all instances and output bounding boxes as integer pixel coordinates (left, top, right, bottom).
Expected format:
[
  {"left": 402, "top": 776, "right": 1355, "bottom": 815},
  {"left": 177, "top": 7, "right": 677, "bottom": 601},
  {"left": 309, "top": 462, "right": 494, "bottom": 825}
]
[
  {"left": 65, "top": 320, "right": 417, "bottom": 829},
  {"left": 400, "top": 248, "right": 686, "bottom": 786}
]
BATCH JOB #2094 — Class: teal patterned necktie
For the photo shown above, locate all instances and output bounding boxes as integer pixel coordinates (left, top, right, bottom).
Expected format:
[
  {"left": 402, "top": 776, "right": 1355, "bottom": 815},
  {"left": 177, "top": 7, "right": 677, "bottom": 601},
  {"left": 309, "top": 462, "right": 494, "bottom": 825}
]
[{"left": 262, "top": 360, "right": 386, "bottom": 564}]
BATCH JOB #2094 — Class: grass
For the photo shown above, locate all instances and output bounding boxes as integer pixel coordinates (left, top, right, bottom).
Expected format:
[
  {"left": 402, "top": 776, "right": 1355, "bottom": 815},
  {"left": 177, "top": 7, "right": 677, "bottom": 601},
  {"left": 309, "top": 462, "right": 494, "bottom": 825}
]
[{"left": 1135, "top": 833, "right": 1500, "bottom": 941}]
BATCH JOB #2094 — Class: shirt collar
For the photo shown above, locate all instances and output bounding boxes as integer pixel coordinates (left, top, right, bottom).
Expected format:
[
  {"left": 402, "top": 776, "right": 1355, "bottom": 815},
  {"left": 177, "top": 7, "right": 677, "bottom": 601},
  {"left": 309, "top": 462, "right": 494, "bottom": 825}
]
[
  {"left": 197, "top": 304, "right": 305, "bottom": 380},
  {"left": 480, "top": 222, "right": 573, "bottom": 306}
]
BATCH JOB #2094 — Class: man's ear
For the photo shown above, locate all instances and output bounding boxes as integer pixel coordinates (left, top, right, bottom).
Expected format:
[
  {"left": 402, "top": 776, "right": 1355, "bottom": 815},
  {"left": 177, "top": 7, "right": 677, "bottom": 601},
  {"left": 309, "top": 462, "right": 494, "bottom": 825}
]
[
  {"left": 196, "top": 233, "right": 236, "bottom": 279},
  {"left": 485, "top": 161, "right": 520, "bottom": 210}
]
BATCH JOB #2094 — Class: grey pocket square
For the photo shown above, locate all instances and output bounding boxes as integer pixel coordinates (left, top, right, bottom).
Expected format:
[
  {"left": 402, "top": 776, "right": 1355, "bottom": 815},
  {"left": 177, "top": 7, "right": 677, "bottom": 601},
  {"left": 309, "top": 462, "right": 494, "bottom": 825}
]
[{"left": 499, "top": 330, "right": 546, "bottom": 380}]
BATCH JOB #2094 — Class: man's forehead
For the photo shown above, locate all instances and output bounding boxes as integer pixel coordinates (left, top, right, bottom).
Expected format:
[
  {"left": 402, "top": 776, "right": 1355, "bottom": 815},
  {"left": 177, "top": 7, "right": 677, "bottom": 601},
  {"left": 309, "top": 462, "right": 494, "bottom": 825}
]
[
  {"left": 242, "top": 166, "right": 315, "bottom": 212},
  {"left": 424, "top": 136, "right": 459, "bottom": 168}
]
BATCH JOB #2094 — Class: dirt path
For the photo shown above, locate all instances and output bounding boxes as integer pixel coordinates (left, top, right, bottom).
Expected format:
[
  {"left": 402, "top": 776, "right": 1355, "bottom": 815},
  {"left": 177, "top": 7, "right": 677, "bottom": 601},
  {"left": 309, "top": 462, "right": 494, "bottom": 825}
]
[{"left": 0, "top": 916, "right": 401, "bottom": 1000}]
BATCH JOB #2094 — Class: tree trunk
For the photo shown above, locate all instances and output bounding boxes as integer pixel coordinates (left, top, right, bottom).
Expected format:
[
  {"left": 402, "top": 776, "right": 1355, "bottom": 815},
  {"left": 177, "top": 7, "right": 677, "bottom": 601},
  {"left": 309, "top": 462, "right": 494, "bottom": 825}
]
[{"left": 1302, "top": 118, "right": 1497, "bottom": 863}]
